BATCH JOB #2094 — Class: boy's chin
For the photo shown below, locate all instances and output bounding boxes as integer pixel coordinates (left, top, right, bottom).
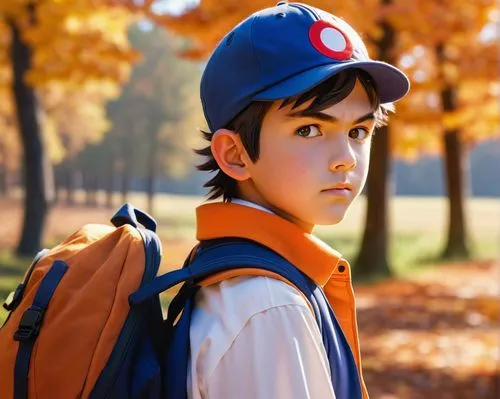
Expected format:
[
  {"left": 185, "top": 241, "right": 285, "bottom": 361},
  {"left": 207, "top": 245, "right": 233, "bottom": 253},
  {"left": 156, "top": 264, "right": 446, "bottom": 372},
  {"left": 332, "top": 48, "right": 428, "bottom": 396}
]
[{"left": 311, "top": 210, "right": 348, "bottom": 226}]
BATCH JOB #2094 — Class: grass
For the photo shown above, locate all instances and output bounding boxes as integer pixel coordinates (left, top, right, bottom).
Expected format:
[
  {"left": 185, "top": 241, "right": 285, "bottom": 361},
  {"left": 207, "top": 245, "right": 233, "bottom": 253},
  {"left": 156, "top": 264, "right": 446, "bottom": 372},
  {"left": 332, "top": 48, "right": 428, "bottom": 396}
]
[
  {"left": 0, "top": 252, "right": 31, "bottom": 325},
  {"left": 1, "top": 194, "right": 498, "bottom": 325}
]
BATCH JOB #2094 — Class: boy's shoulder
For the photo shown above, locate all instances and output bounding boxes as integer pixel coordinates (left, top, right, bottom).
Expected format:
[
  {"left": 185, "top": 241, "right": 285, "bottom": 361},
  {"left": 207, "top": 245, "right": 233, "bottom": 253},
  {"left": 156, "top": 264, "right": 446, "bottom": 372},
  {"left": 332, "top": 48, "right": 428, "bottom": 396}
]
[
  {"left": 188, "top": 275, "right": 331, "bottom": 398},
  {"left": 192, "top": 275, "right": 311, "bottom": 332},
  {"left": 189, "top": 275, "right": 315, "bottom": 364}
]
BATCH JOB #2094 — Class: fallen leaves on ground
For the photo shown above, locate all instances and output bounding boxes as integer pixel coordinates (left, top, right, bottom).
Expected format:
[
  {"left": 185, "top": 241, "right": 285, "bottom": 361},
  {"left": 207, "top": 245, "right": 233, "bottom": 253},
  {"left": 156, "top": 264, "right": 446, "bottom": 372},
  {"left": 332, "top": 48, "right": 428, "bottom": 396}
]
[
  {"left": 1, "top": 199, "right": 498, "bottom": 398},
  {"left": 356, "top": 261, "right": 499, "bottom": 398}
]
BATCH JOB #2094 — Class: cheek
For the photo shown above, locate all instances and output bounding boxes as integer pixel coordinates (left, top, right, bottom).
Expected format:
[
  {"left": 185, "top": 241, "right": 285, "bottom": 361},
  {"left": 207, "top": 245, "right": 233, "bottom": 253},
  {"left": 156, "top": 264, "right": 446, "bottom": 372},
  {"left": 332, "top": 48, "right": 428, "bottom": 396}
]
[
  {"left": 254, "top": 142, "right": 317, "bottom": 190},
  {"left": 356, "top": 144, "right": 371, "bottom": 180}
]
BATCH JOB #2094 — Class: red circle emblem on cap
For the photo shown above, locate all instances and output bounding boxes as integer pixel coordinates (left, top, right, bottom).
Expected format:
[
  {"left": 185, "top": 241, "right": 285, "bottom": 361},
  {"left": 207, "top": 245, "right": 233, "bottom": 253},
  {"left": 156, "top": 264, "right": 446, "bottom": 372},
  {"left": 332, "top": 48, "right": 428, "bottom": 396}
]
[{"left": 309, "top": 20, "right": 353, "bottom": 60}]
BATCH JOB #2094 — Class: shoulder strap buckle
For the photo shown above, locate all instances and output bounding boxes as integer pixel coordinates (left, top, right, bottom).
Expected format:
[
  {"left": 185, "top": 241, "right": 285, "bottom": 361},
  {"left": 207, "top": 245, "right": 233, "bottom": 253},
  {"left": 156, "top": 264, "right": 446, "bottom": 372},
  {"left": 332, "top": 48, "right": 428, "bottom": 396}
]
[{"left": 14, "top": 306, "right": 45, "bottom": 341}]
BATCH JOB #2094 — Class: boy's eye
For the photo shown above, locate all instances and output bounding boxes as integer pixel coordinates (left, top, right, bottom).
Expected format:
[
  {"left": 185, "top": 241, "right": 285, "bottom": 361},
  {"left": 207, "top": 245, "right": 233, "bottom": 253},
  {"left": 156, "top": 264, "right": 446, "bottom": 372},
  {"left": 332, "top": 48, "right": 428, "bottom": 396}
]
[
  {"left": 295, "top": 125, "right": 321, "bottom": 138},
  {"left": 349, "top": 127, "right": 371, "bottom": 141}
]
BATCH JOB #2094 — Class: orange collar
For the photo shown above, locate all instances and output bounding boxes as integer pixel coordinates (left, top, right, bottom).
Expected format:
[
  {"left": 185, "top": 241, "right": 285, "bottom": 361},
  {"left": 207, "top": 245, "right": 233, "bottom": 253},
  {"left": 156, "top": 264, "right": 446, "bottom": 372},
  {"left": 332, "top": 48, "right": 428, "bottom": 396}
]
[{"left": 196, "top": 202, "right": 347, "bottom": 287}]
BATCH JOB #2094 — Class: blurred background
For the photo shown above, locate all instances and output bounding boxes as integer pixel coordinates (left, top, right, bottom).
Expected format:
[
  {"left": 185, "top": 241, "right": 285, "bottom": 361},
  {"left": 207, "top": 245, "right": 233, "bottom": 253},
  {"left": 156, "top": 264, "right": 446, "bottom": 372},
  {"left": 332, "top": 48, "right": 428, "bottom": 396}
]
[{"left": 0, "top": 0, "right": 498, "bottom": 397}]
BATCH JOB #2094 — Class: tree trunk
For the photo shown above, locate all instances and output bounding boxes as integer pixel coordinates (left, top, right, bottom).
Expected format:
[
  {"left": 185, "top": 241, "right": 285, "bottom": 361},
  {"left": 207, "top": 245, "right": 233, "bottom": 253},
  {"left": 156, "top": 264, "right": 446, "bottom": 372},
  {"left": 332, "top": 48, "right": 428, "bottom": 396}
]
[
  {"left": 0, "top": 166, "right": 6, "bottom": 197},
  {"left": 146, "top": 138, "right": 157, "bottom": 215},
  {"left": 120, "top": 140, "right": 135, "bottom": 204},
  {"left": 53, "top": 165, "right": 61, "bottom": 204},
  {"left": 105, "top": 156, "right": 115, "bottom": 209},
  {"left": 354, "top": 125, "right": 392, "bottom": 279},
  {"left": 121, "top": 165, "right": 131, "bottom": 204},
  {"left": 0, "top": 146, "right": 8, "bottom": 197},
  {"left": 0, "top": 163, "right": 12, "bottom": 198},
  {"left": 353, "top": 1, "right": 394, "bottom": 279},
  {"left": 84, "top": 173, "right": 98, "bottom": 207},
  {"left": 84, "top": 171, "right": 92, "bottom": 206},
  {"left": 106, "top": 171, "right": 114, "bottom": 209},
  {"left": 436, "top": 44, "right": 470, "bottom": 259},
  {"left": 11, "top": 20, "right": 54, "bottom": 256},
  {"left": 65, "top": 159, "right": 83, "bottom": 206},
  {"left": 65, "top": 165, "right": 76, "bottom": 205},
  {"left": 53, "top": 163, "right": 66, "bottom": 204},
  {"left": 96, "top": 173, "right": 104, "bottom": 208},
  {"left": 441, "top": 132, "right": 469, "bottom": 258}
]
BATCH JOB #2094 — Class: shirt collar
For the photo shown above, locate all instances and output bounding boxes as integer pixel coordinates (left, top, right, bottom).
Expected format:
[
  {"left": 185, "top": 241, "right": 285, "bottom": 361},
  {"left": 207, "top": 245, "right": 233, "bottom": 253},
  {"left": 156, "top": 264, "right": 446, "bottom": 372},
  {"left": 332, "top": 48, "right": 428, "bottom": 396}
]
[
  {"left": 230, "top": 198, "right": 274, "bottom": 215},
  {"left": 196, "top": 202, "right": 349, "bottom": 287}
]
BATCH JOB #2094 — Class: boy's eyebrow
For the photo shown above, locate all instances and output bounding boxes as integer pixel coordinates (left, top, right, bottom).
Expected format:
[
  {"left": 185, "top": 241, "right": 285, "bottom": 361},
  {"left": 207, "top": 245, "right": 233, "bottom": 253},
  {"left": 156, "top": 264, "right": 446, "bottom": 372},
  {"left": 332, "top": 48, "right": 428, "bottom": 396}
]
[{"left": 286, "top": 110, "right": 376, "bottom": 124}]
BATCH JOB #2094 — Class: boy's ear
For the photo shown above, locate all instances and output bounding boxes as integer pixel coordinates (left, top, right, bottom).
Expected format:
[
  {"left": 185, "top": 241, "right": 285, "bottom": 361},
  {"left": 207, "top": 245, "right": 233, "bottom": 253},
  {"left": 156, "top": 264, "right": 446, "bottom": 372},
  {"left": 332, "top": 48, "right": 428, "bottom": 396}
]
[{"left": 210, "top": 129, "right": 251, "bottom": 181}]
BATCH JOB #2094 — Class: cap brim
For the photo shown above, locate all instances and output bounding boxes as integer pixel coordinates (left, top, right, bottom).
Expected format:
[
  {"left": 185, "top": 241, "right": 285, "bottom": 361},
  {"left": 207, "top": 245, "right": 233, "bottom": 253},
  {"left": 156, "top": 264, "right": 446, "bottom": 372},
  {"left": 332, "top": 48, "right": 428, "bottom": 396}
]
[{"left": 253, "top": 60, "right": 410, "bottom": 104}]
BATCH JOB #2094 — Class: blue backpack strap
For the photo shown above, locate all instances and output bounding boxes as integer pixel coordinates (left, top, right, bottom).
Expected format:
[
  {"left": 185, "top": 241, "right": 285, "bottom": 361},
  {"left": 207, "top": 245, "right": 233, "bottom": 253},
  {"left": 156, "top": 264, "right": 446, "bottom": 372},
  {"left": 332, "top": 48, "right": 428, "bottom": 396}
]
[
  {"left": 129, "top": 240, "right": 362, "bottom": 399},
  {"left": 129, "top": 241, "right": 319, "bottom": 308},
  {"left": 129, "top": 241, "right": 325, "bottom": 399},
  {"left": 196, "top": 242, "right": 360, "bottom": 399},
  {"left": 13, "top": 260, "right": 69, "bottom": 399},
  {"left": 111, "top": 203, "right": 157, "bottom": 232}
]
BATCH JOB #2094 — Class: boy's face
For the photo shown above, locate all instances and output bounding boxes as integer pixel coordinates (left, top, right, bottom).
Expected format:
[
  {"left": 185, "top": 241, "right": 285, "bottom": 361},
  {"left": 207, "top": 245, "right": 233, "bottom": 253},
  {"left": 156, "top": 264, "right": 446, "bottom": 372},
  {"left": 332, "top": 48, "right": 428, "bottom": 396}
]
[{"left": 240, "top": 79, "right": 376, "bottom": 232}]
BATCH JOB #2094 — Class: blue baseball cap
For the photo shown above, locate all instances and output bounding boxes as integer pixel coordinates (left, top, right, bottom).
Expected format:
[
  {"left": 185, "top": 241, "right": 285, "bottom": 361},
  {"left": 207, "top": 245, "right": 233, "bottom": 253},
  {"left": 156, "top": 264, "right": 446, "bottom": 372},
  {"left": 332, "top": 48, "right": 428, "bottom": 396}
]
[{"left": 200, "top": 1, "right": 410, "bottom": 132}]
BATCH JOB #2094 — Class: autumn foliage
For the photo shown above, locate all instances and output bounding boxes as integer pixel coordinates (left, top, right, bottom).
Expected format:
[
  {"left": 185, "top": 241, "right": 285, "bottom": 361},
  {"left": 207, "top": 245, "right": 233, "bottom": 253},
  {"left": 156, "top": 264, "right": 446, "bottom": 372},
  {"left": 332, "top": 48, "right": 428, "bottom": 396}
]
[
  {"left": 160, "top": 0, "right": 499, "bottom": 158},
  {"left": 160, "top": 0, "right": 499, "bottom": 266},
  {"left": 0, "top": 0, "right": 174, "bottom": 254}
]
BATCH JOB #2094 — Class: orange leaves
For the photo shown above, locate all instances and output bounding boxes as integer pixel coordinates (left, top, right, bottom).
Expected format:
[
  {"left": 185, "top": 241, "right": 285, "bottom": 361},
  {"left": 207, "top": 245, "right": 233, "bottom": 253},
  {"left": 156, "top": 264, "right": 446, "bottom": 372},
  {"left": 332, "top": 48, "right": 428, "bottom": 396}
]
[
  {"left": 0, "top": 0, "right": 150, "bottom": 165},
  {"left": 20, "top": 3, "right": 139, "bottom": 86},
  {"left": 158, "top": 0, "right": 383, "bottom": 58},
  {"left": 357, "top": 260, "right": 499, "bottom": 397},
  {"left": 165, "top": 0, "right": 499, "bottom": 160},
  {"left": 386, "top": 0, "right": 494, "bottom": 46},
  {"left": 0, "top": 1, "right": 141, "bottom": 87},
  {"left": 40, "top": 80, "right": 120, "bottom": 162}
]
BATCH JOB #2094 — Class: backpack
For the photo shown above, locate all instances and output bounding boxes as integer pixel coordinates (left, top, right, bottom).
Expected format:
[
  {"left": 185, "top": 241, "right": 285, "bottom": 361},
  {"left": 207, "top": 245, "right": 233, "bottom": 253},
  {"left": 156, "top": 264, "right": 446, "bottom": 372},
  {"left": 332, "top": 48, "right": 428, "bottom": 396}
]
[{"left": 0, "top": 204, "right": 362, "bottom": 399}]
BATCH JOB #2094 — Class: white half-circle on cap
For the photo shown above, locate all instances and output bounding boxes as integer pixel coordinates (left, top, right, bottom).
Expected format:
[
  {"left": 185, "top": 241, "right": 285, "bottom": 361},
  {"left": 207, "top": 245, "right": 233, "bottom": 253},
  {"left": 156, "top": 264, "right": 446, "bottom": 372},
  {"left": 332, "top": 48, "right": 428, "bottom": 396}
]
[{"left": 320, "top": 27, "right": 347, "bottom": 52}]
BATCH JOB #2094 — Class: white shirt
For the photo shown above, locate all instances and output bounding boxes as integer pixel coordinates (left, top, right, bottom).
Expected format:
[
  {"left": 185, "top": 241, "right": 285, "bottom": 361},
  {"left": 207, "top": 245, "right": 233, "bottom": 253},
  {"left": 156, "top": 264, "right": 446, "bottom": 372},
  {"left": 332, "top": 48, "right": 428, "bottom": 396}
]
[{"left": 187, "top": 200, "right": 335, "bottom": 399}]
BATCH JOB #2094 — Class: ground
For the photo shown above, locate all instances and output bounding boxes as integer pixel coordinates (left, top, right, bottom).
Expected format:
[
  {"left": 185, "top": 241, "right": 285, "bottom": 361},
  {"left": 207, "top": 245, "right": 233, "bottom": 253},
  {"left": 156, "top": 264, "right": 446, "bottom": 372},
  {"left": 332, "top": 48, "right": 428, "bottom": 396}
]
[
  {"left": 0, "top": 194, "right": 498, "bottom": 398},
  {"left": 357, "top": 260, "right": 499, "bottom": 398}
]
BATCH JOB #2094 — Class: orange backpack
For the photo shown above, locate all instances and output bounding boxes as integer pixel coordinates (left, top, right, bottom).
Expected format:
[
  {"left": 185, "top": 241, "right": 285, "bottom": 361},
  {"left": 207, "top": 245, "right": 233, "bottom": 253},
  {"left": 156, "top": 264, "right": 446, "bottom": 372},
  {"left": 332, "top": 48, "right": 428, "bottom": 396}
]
[
  {"left": 0, "top": 203, "right": 365, "bottom": 399},
  {"left": 0, "top": 204, "right": 162, "bottom": 399}
]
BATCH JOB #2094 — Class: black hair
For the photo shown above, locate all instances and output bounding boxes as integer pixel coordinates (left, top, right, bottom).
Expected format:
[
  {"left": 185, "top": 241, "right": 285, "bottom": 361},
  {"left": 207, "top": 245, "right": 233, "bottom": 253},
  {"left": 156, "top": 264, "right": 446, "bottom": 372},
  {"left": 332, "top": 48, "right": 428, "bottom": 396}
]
[{"left": 196, "top": 68, "right": 391, "bottom": 201}]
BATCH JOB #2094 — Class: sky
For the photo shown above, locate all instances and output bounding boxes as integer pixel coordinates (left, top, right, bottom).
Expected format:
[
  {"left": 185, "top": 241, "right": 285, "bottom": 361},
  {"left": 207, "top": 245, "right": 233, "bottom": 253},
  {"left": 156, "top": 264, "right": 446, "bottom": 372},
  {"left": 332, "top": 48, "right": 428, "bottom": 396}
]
[{"left": 151, "top": 0, "right": 200, "bottom": 16}]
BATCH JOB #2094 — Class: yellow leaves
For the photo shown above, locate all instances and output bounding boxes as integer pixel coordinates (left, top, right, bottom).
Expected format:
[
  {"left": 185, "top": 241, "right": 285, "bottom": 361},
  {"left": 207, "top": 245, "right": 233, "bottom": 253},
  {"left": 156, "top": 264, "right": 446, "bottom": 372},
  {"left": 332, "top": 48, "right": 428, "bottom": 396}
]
[
  {"left": 159, "top": 0, "right": 383, "bottom": 58},
  {"left": 40, "top": 80, "right": 120, "bottom": 161},
  {"left": 438, "top": 62, "right": 460, "bottom": 86},
  {"left": 26, "top": 43, "right": 138, "bottom": 86},
  {"left": 359, "top": 261, "right": 499, "bottom": 397},
  {"left": 386, "top": 0, "right": 495, "bottom": 46},
  {"left": 0, "top": 0, "right": 148, "bottom": 166},
  {"left": 0, "top": 1, "right": 33, "bottom": 21},
  {"left": 42, "top": 115, "right": 65, "bottom": 164},
  {"left": 390, "top": 120, "right": 442, "bottom": 161},
  {"left": 0, "top": 1, "right": 141, "bottom": 87},
  {"left": 0, "top": 22, "right": 19, "bottom": 169},
  {"left": 163, "top": 0, "right": 499, "bottom": 160},
  {"left": 17, "top": 2, "right": 139, "bottom": 86}
]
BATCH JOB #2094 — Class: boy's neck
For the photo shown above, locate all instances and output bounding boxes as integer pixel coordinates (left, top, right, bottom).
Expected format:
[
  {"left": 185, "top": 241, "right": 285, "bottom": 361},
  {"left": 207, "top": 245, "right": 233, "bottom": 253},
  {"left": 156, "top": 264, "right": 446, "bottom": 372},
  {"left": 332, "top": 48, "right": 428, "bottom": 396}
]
[
  {"left": 230, "top": 198, "right": 274, "bottom": 215},
  {"left": 229, "top": 196, "right": 315, "bottom": 233}
]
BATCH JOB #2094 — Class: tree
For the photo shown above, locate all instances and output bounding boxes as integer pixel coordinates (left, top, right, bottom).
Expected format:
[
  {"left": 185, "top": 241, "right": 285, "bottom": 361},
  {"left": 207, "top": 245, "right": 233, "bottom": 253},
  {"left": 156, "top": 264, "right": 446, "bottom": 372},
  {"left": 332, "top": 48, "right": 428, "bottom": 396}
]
[
  {"left": 387, "top": 0, "right": 499, "bottom": 259},
  {"left": 105, "top": 25, "right": 202, "bottom": 214},
  {"left": 9, "top": 14, "right": 54, "bottom": 255},
  {"left": 77, "top": 131, "right": 120, "bottom": 208},
  {"left": 0, "top": 89, "right": 19, "bottom": 197},
  {"left": 157, "top": 0, "right": 499, "bottom": 276},
  {"left": 159, "top": 0, "right": 400, "bottom": 279},
  {"left": 353, "top": 0, "right": 394, "bottom": 279},
  {"left": 0, "top": 0, "right": 165, "bottom": 255}
]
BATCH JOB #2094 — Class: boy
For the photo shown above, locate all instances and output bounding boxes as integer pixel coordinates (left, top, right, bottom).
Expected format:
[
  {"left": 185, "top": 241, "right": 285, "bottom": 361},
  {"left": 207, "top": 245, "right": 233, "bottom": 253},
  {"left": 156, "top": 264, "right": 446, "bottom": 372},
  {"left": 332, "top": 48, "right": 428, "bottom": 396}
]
[{"left": 188, "top": 2, "right": 409, "bottom": 398}]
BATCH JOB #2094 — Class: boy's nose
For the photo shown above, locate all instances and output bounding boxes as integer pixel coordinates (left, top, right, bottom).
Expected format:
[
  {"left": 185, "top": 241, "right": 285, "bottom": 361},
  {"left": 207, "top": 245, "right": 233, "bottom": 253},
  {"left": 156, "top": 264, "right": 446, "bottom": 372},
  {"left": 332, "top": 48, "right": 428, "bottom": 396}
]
[{"left": 328, "top": 141, "right": 357, "bottom": 172}]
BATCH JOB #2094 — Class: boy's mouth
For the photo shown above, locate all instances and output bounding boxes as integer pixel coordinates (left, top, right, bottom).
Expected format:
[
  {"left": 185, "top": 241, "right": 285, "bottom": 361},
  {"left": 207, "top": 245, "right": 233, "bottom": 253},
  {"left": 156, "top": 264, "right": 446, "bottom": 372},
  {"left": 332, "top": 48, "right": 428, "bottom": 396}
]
[
  {"left": 321, "top": 183, "right": 352, "bottom": 191},
  {"left": 321, "top": 183, "right": 353, "bottom": 196}
]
